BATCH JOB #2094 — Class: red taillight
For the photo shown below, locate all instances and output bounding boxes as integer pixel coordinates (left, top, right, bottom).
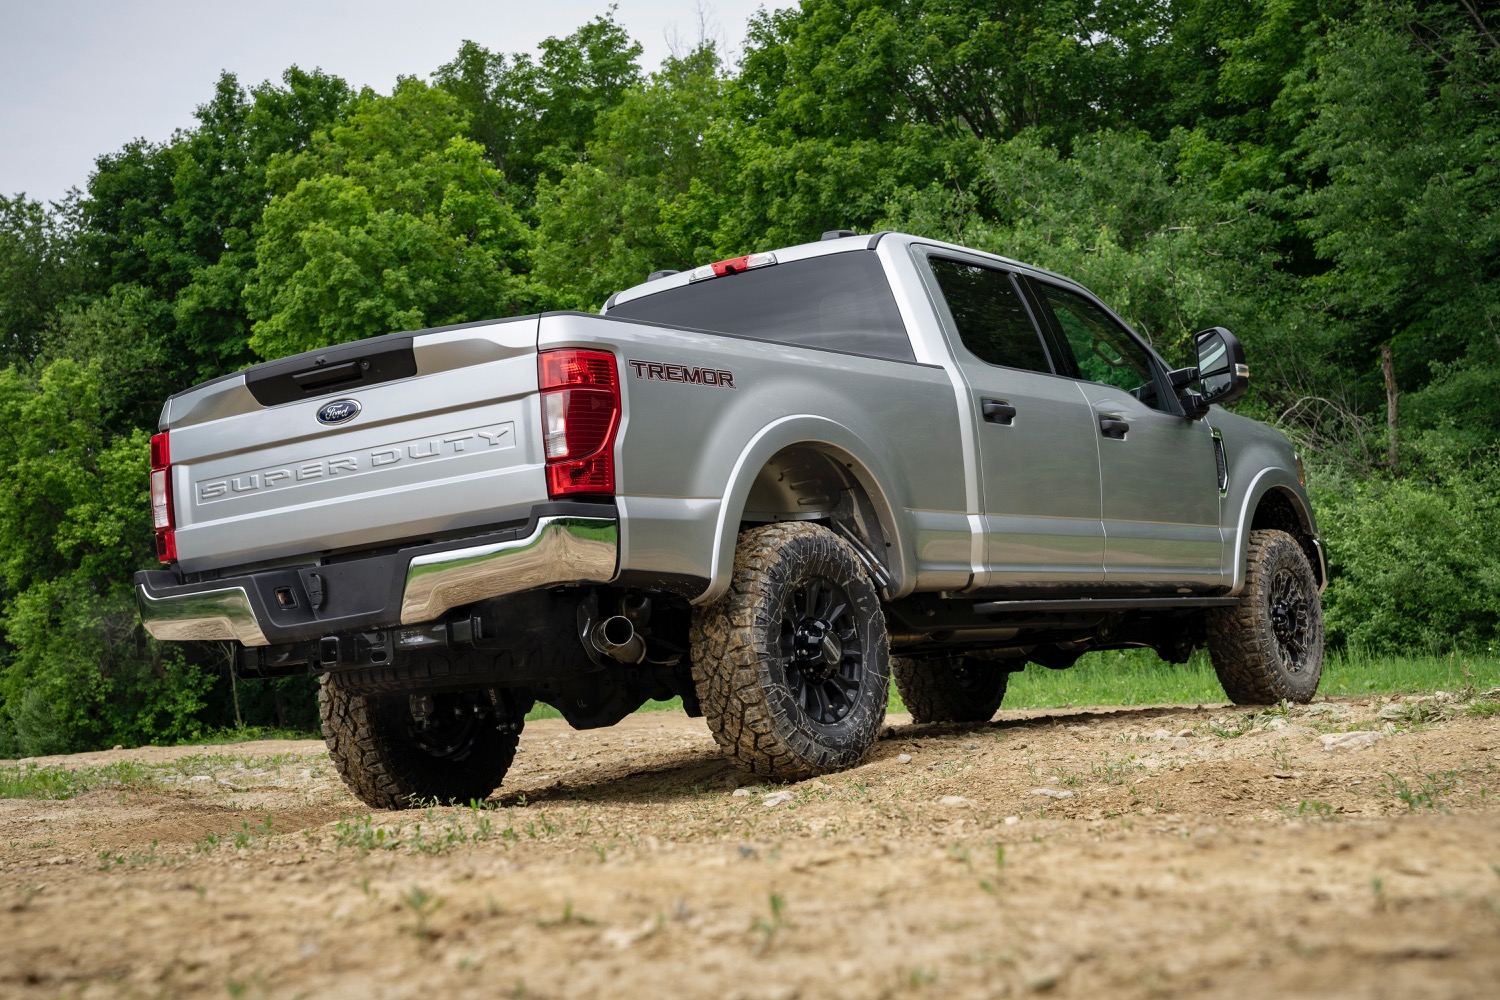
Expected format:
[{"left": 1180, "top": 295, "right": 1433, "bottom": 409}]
[
  {"left": 538, "top": 349, "right": 620, "bottom": 498},
  {"left": 149, "top": 431, "right": 177, "bottom": 563},
  {"left": 711, "top": 255, "right": 752, "bottom": 276}
]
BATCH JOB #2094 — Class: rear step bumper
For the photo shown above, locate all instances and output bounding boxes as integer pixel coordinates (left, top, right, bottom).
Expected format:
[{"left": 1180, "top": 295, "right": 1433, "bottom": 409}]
[{"left": 136, "top": 504, "right": 619, "bottom": 647}]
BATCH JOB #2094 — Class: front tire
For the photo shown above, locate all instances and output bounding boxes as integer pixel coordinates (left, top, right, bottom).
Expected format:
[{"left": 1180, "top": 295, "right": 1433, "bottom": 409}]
[
  {"left": 320, "top": 673, "right": 521, "bottom": 809},
  {"left": 892, "top": 656, "right": 1010, "bottom": 723},
  {"left": 1206, "top": 528, "right": 1324, "bottom": 704},
  {"left": 690, "top": 522, "right": 890, "bottom": 780}
]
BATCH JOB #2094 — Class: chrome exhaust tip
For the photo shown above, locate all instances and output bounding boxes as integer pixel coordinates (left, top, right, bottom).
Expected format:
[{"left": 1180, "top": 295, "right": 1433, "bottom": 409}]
[{"left": 590, "top": 615, "right": 646, "bottom": 664}]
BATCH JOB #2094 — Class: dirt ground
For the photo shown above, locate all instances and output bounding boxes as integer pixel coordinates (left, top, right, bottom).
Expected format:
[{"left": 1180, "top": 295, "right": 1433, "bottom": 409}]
[{"left": 2, "top": 693, "right": 1498, "bottom": 1000}]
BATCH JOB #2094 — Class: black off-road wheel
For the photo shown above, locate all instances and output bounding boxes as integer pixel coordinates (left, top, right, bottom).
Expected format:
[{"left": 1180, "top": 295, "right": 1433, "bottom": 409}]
[
  {"left": 1206, "top": 528, "right": 1325, "bottom": 704},
  {"left": 892, "top": 656, "right": 1011, "bottom": 723},
  {"left": 690, "top": 522, "right": 890, "bottom": 780},
  {"left": 319, "top": 672, "right": 521, "bottom": 809}
]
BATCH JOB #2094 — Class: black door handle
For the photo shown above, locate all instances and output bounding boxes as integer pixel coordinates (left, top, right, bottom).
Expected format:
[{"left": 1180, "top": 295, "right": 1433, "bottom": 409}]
[
  {"left": 1098, "top": 416, "right": 1129, "bottom": 439},
  {"left": 982, "top": 399, "right": 1017, "bottom": 425}
]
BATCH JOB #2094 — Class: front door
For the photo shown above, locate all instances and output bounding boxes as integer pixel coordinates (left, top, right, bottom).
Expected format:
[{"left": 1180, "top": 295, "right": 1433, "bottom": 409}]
[{"left": 1027, "top": 279, "right": 1224, "bottom": 590}]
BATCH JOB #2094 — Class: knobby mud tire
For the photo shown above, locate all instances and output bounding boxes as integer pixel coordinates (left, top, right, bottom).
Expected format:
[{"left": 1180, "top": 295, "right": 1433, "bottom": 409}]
[
  {"left": 1206, "top": 528, "right": 1325, "bottom": 704},
  {"left": 319, "top": 673, "right": 520, "bottom": 810},
  {"left": 892, "top": 656, "right": 1009, "bottom": 724},
  {"left": 690, "top": 522, "right": 890, "bottom": 780}
]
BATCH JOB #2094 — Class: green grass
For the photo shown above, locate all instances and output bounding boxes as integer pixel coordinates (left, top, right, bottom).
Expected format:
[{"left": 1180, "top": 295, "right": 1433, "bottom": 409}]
[
  {"left": 886, "top": 647, "right": 1500, "bottom": 713},
  {"left": 1319, "top": 650, "right": 1498, "bottom": 698},
  {"left": 524, "top": 697, "right": 682, "bottom": 722},
  {"left": 523, "top": 649, "right": 1498, "bottom": 722},
  {"left": 176, "top": 725, "right": 320, "bottom": 746},
  {"left": 522, "top": 649, "right": 1497, "bottom": 723},
  {"left": 0, "top": 761, "right": 158, "bottom": 800},
  {"left": 0, "top": 751, "right": 316, "bottom": 800},
  {"left": 999, "top": 649, "right": 1228, "bottom": 709}
]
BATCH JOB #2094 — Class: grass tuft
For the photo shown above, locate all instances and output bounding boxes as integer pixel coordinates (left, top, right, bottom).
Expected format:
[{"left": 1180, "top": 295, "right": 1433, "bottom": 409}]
[{"left": 0, "top": 761, "right": 158, "bottom": 800}]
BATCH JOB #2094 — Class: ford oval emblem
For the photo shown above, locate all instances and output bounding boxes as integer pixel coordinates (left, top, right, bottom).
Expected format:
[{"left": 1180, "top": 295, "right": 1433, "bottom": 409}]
[{"left": 317, "top": 399, "right": 361, "bottom": 425}]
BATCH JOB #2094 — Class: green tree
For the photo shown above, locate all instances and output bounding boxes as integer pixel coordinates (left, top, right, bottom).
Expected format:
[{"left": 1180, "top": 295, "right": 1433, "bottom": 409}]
[
  {"left": 169, "top": 68, "right": 354, "bottom": 378},
  {"left": 0, "top": 193, "right": 88, "bottom": 367},
  {"left": 533, "top": 45, "right": 731, "bottom": 307},
  {"left": 245, "top": 78, "right": 535, "bottom": 359},
  {"left": 0, "top": 361, "right": 209, "bottom": 756},
  {"left": 1292, "top": 2, "right": 1499, "bottom": 457},
  {"left": 434, "top": 9, "right": 644, "bottom": 197},
  {"left": 881, "top": 128, "right": 1305, "bottom": 370},
  {"left": 739, "top": 0, "right": 1174, "bottom": 146},
  {"left": 38, "top": 286, "right": 176, "bottom": 433},
  {"left": 77, "top": 68, "right": 353, "bottom": 387}
]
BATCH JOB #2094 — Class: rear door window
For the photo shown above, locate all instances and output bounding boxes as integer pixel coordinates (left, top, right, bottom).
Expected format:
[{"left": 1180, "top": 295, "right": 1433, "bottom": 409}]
[
  {"left": 926, "top": 258, "right": 1053, "bottom": 374},
  {"left": 607, "top": 251, "right": 914, "bottom": 362}
]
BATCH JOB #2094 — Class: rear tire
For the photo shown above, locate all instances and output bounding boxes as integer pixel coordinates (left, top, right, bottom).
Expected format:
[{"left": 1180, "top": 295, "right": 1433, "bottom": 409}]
[
  {"left": 690, "top": 522, "right": 889, "bottom": 780},
  {"left": 892, "top": 656, "right": 1010, "bottom": 723},
  {"left": 319, "top": 673, "right": 521, "bottom": 809},
  {"left": 1207, "top": 528, "right": 1324, "bottom": 704}
]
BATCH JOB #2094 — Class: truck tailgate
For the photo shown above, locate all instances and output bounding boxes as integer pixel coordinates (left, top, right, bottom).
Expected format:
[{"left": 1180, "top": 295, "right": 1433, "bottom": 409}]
[{"left": 165, "top": 317, "right": 546, "bottom": 574}]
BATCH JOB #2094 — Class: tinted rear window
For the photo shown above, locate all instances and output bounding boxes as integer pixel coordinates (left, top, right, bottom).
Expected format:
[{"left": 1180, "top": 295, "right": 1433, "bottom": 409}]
[{"left": 607, "top": 252, "right": 914, "bottom": 362}]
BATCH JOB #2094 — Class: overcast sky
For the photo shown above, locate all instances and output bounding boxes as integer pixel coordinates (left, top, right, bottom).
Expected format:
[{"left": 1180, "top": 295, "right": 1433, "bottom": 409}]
[{"left": 0, "top": 0, "right": 794, "bottom": 205}]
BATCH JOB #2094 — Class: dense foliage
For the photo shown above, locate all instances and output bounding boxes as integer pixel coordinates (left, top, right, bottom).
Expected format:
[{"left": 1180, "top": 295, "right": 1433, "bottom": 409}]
[{"left": 0, "top": 1, "right": 1494, "bottom": 754}]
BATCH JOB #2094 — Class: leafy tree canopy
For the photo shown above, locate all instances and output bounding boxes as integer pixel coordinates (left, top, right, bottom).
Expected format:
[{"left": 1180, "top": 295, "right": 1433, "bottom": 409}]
[{"left": 245, "top": 78, "right": 535, "bottom": 359}]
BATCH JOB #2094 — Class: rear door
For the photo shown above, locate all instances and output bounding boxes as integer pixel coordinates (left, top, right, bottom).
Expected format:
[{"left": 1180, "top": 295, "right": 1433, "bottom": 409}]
[
  {"left": 921, "top": 253, "right": 1105, "bottom": 588},
  {"left": 1024, "top": 279, "right": 1224, "bottom": 590}
]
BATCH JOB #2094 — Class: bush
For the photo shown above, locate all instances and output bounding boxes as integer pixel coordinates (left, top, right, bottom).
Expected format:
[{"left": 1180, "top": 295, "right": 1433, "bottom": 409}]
[
  {"left": 1314, "top": 455, "right": 1500, "bottom": 654},
  {"left": 0, "top": 361, "right": 214, "bottom": 757}
]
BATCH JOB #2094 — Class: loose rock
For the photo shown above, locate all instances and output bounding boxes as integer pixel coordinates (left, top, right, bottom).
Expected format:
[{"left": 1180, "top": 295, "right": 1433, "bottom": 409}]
[{"left": 1320, "top": 731, "right": 1383, "bottom": 752}]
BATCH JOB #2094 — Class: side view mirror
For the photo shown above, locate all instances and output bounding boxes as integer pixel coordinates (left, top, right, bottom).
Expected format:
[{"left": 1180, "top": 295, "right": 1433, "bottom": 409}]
[{"left": 1181, "top": 326, "right": 1249, "bottom": 418}]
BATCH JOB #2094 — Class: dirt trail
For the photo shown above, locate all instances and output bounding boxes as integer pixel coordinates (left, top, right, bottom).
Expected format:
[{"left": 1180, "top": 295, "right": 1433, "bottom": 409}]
[{"left": 2, "top": 695, "right": 1497, "bottom": 999}]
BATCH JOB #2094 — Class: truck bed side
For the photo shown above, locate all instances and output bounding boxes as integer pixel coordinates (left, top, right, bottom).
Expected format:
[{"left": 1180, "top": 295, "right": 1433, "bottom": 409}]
[{"left": 533, "top": 313, "right": 969, "bottom": 601}]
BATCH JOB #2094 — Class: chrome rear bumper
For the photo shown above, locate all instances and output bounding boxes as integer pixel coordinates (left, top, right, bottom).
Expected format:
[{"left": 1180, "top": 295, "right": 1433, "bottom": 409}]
[
  {"left": 138, "top": 584, "right": 271, "bottom": 646},
  {"left": 399, "top": 516, "right": 618, "bottom": 622},
  {"left": 137, "top": 514, "right": 618, "bottom": 647}
]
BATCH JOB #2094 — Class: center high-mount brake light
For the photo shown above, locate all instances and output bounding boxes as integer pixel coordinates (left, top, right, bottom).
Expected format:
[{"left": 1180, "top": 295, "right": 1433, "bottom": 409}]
[
  {"left": 150, "top": 431, "right": 177, "bottom": 564},
  {"left": 538, "top": 348, "right": 621, "bottom": 498},
  {"left": 688, "top": 251, "right": 778, "bottom": 282}
]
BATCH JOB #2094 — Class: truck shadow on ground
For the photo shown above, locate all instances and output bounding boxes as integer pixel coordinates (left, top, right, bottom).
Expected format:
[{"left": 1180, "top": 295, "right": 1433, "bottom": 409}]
[
  {"left": 494, "top": 752, "right": 736, "bottom": 808},
  {"left": 491, "top": 702, "right": 1238, "bottom": 808},
  {"left": 988, "top": 701, "right": 1234, "bottom": 730}
]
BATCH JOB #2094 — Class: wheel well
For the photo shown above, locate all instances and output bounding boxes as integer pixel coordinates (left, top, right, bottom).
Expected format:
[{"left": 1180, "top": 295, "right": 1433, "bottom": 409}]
[
  {"left": 739, "top": 445, "right": 896, "bottom": 589},
  {"left": 1249, "top": 487, "right": 1323, "bottom": 586}
]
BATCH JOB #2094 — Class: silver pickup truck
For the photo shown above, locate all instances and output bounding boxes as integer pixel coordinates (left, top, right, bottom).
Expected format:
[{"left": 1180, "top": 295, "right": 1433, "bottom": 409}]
[{"left": 137, "top": 231, "right": 1326, "bottom": 808}]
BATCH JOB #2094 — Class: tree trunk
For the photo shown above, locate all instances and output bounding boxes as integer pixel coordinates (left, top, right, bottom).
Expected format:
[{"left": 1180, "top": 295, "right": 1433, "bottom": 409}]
[
  {"left": 230, "top": 659, "right": 243, "bottom": 728},
  {"left": 1381, "top": 342, "right": 1400, "bottom": 475}
]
